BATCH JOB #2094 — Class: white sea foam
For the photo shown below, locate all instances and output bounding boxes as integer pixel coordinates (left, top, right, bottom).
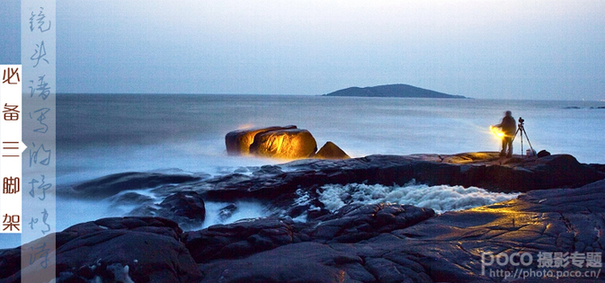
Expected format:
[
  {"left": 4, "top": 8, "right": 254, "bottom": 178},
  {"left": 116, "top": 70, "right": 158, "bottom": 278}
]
[
  {"left": 200, "top": 201, "right": 268, "bottom": 229},
  {"left": 317, "top": 182, "right": 519, "bottom": 213}
]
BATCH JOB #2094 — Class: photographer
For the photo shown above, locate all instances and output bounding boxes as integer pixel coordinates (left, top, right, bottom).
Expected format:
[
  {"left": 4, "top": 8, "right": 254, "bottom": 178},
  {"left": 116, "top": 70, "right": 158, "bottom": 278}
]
[{"left": 493, "top": 111, "right": 516, "bottom": 158}]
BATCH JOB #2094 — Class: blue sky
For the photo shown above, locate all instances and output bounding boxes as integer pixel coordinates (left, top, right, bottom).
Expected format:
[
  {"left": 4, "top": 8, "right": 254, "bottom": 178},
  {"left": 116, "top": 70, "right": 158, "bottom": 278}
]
[{"left": 3, "top": 0, "right": 605, "bottom": 100}]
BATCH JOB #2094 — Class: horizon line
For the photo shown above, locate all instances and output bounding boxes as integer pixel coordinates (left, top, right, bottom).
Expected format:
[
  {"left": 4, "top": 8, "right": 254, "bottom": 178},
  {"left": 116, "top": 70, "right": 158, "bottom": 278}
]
[{"left": 47, "top": 92, "right": 605, "bottom": 102}]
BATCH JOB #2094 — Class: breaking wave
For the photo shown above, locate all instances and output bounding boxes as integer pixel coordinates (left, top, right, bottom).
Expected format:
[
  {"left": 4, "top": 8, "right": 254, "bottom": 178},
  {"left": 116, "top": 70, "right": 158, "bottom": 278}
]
[{"left": 317, "top": 182, "right": 519, "bottom": 213}]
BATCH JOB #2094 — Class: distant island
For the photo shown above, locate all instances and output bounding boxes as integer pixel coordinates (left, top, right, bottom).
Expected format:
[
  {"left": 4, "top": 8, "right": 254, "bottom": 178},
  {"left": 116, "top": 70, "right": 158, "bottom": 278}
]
[{"left": 323, "top": 84, "right": 467, "bottom": 99}]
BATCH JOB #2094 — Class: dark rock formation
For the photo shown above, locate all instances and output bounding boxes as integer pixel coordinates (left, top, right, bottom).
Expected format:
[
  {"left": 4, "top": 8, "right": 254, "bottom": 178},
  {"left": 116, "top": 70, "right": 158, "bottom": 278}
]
[
  {"left": 198, "top": 242, "right": 369, "bottom": 283},
  {"left": 537, "top": 149, "right": 551, "bottom": 158},
  {"left": 249, "top": 128, "right": 317, "bottom": 159},
  {"left": 193, "top": 179, "right": 605, "bottom": 282},
  {"left": 1, "top": 217, "right": 201, "bottom": 283},
  {"left": 314, "top": 141, "right": 350, "bottom": 159},
  {"left": 68, "top": 172, "right": 205, "bottom": 199},
  {"left": 159, "top": 192, "right": 205, "bottom": 221},
  {"left": 3, "top": 153, "right": 604, "bottom": 282},
  {"left": 302, "top": 203, "right": 435, "bottom": 243},
  {"left": 128, "top": 192, "right": 206, "bottom": 231},
  {"left": 0, "top": 248, "right": 20, "bottom": 280},
  {"left": 324, "top": 83, "right": 467, "bottom": 99},
  {"left": 181, "top": 203, "right": 434, "bottom": 265},
  {"left": 183, "top": 218, "right": 302, "bottom": 263},
  {"left": 2, "top": 184, "right": 605, "bottom": 282},
  {"left": 218, "top": 203, "right": 238, "bottom": 221},
  {"left": 202, "top": 153, "right": 604, "bottom": 203},
  {"left": 110, "top": 191, "right": 155, "bottom": 206}
]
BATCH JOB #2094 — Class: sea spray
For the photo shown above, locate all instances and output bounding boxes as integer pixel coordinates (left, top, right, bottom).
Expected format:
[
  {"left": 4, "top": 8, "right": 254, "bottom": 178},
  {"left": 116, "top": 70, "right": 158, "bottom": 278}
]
[
  {"left": 316, "top": 181, "right": 519, "bottom": 213},
  {"left": 201, "top": 201, "right": 268, "bottom": 229}
]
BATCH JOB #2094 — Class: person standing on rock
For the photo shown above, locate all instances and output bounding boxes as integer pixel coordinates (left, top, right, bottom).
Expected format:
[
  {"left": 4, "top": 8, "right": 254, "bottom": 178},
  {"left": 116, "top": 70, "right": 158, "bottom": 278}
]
[{"left": 493, "top": 110, "right": 516, "bottom": 158}]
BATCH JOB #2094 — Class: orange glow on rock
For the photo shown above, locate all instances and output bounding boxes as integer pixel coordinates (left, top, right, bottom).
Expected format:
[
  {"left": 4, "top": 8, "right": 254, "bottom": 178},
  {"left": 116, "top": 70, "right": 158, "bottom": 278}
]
[
  {"left": 225, "top": 126, "right": 297, "bottom": 156},
  {"left": 250, "top": 129, "right": 317, "bottom": 159}
]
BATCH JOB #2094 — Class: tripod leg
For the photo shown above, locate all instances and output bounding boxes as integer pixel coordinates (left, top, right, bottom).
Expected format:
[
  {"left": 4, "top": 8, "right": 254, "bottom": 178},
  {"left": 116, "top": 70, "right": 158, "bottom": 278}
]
[
  {"left": 511, "top": 128, "right": 520, "bottom": 143},
  {"left": 518, "top": 127, "right": 524, "bottom": 156},
  {"left": 522, "top": 128, "right": 535, "bottom": 155}
]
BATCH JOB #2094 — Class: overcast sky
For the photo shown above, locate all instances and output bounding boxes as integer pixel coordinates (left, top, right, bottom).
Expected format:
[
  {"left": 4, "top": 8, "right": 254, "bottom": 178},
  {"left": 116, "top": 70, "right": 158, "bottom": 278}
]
[{"left": 2, "top": 0, "right": 605, "bottom": 100}]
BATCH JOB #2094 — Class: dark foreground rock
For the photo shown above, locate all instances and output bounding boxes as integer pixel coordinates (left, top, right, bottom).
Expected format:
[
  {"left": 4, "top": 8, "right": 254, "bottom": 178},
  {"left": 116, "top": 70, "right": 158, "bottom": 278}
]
[
  {"left": 182, "top": 204, "right": 434, "bottom": 265},
  {"left": 0, "top": 217, "right": 202, "bottom": 283},
  {"left": 4, "top": 179, "right": 605, "bottom": 282},
  {"left": 196, "top": 179, "right": 605, "bottom": 282},
  {"left": 3, "top": 153, "right": 605, "bottom": 282}
]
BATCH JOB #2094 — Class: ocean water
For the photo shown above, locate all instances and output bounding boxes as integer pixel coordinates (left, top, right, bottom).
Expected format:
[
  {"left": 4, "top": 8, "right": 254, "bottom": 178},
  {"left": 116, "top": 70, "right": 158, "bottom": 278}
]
[
  {"left": 3, "top": 94, "right": 604, "bottom": 249},
  {"left": 56, "top": 94, "right": 605, "bottom": 185},
  {"left": 56, "top": 94, "right": 604, "bottom": 216}
]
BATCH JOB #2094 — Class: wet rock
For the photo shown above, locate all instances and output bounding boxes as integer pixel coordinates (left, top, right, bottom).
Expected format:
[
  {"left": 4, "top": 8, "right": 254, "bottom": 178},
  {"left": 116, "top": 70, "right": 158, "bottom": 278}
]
[
  {"left": 590, "top": 163, "right": 605, "bottom": 175},
  {"left": 110, "top": 192, "right": 154, "bottom": 207},
  {"left": 537, "top": 149, "right": 551, "bottom": 158},
  {"left": 253, "top": 164, "right": 284, "bottom": 176},
  {"left": 314, "top": 141, "right": 350, "bottom": 159},
  {"left": 0, "top": 247, "right": 20, "bottom": 280},
  {"left": 226, "top": 126, "right": 350, "bottom": 160},
  {"left": 68, "top": 172, "right": 204, "bottom": 199},
  {"left": 204, "top": 153, "right": 604, "bottom": 203},
  {"left": 225, "top": 125, "right": 297, "bottom": 155},
  {"left": 182, "top": 218, "right": 302, "bottom": 263},
  {"left": 218, "top": 203, "right": 238, "bottom": 221},
  {"left": 3, "top": 153, "right": 605, "bottom": 282},
  {"left": 378, "top": 179, "right": 605, "bottom": 282},
  {"left": 198, "top": 242, "right": 365, "bottom": 283},
  {"left": 249, "top": 128, "right": 317, "bottom": 159},
  {"left": 159, "top": 191, "right": 205, "bottom": 221},
  {"left": 4, "top": 178, "right": 605, "bottom": 282},
  {"left": 303, "top": 203, "right": 435, "bottom": 243},
  {"left": 128, "top": 191, "right": 206, "bottom": 231},
  {"left": 3, "top": 217, "right": 201, "bottom": 283},
  {"left": 158, "top": 191, "right": 206, "bottom": 230}
]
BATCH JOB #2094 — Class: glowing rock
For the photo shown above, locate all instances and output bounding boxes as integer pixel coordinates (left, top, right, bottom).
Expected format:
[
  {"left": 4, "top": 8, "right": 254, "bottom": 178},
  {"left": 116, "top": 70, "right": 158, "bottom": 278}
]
[
  {"left": 225, "top": 125, "right": 297, "bottom": 155},
  {"left": 314, "top": 141, "right": 350, "bottom": 159},
  {"left": 250, "top": 129, "right": 317, "bottom": 159}
]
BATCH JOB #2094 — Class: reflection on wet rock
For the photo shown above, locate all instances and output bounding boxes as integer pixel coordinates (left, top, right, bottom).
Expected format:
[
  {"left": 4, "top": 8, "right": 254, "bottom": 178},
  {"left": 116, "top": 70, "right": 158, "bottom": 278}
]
[{"left": 226, "top": 125, "right": 350, "bottom": 160}]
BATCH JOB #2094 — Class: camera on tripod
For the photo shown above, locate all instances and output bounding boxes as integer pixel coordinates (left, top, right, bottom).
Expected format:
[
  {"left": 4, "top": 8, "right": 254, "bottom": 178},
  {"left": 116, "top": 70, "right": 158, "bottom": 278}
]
[{"left": 514, "top": 117, "right": 535, "bottom": 157}]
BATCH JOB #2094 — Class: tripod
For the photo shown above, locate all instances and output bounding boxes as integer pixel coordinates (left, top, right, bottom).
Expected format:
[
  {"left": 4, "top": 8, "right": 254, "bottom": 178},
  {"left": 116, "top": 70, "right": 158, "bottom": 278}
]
[{"left": 512, "top": 117, "right": 535, "bottom": 157}]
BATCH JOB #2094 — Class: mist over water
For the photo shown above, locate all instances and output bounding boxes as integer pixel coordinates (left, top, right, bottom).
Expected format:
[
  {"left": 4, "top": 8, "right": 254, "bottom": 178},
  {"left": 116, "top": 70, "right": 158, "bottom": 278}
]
[
  {"left": 1, "top": 94, "right": 593, "bottom": 250},
  {"left": 55, "top": 94, "right": 605, "bottom": 226},
  {"left": 57, "top": 94, "right": 605, "bottom": 185},
  {"left": 1, "top": 94, "right": 601, "bottom": 250}
]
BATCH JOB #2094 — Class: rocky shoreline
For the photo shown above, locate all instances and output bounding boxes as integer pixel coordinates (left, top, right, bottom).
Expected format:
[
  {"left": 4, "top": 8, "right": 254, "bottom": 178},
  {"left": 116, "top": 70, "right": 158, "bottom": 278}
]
[{"left": 1, "top": 152, "right": 604, "bottom": 282}]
